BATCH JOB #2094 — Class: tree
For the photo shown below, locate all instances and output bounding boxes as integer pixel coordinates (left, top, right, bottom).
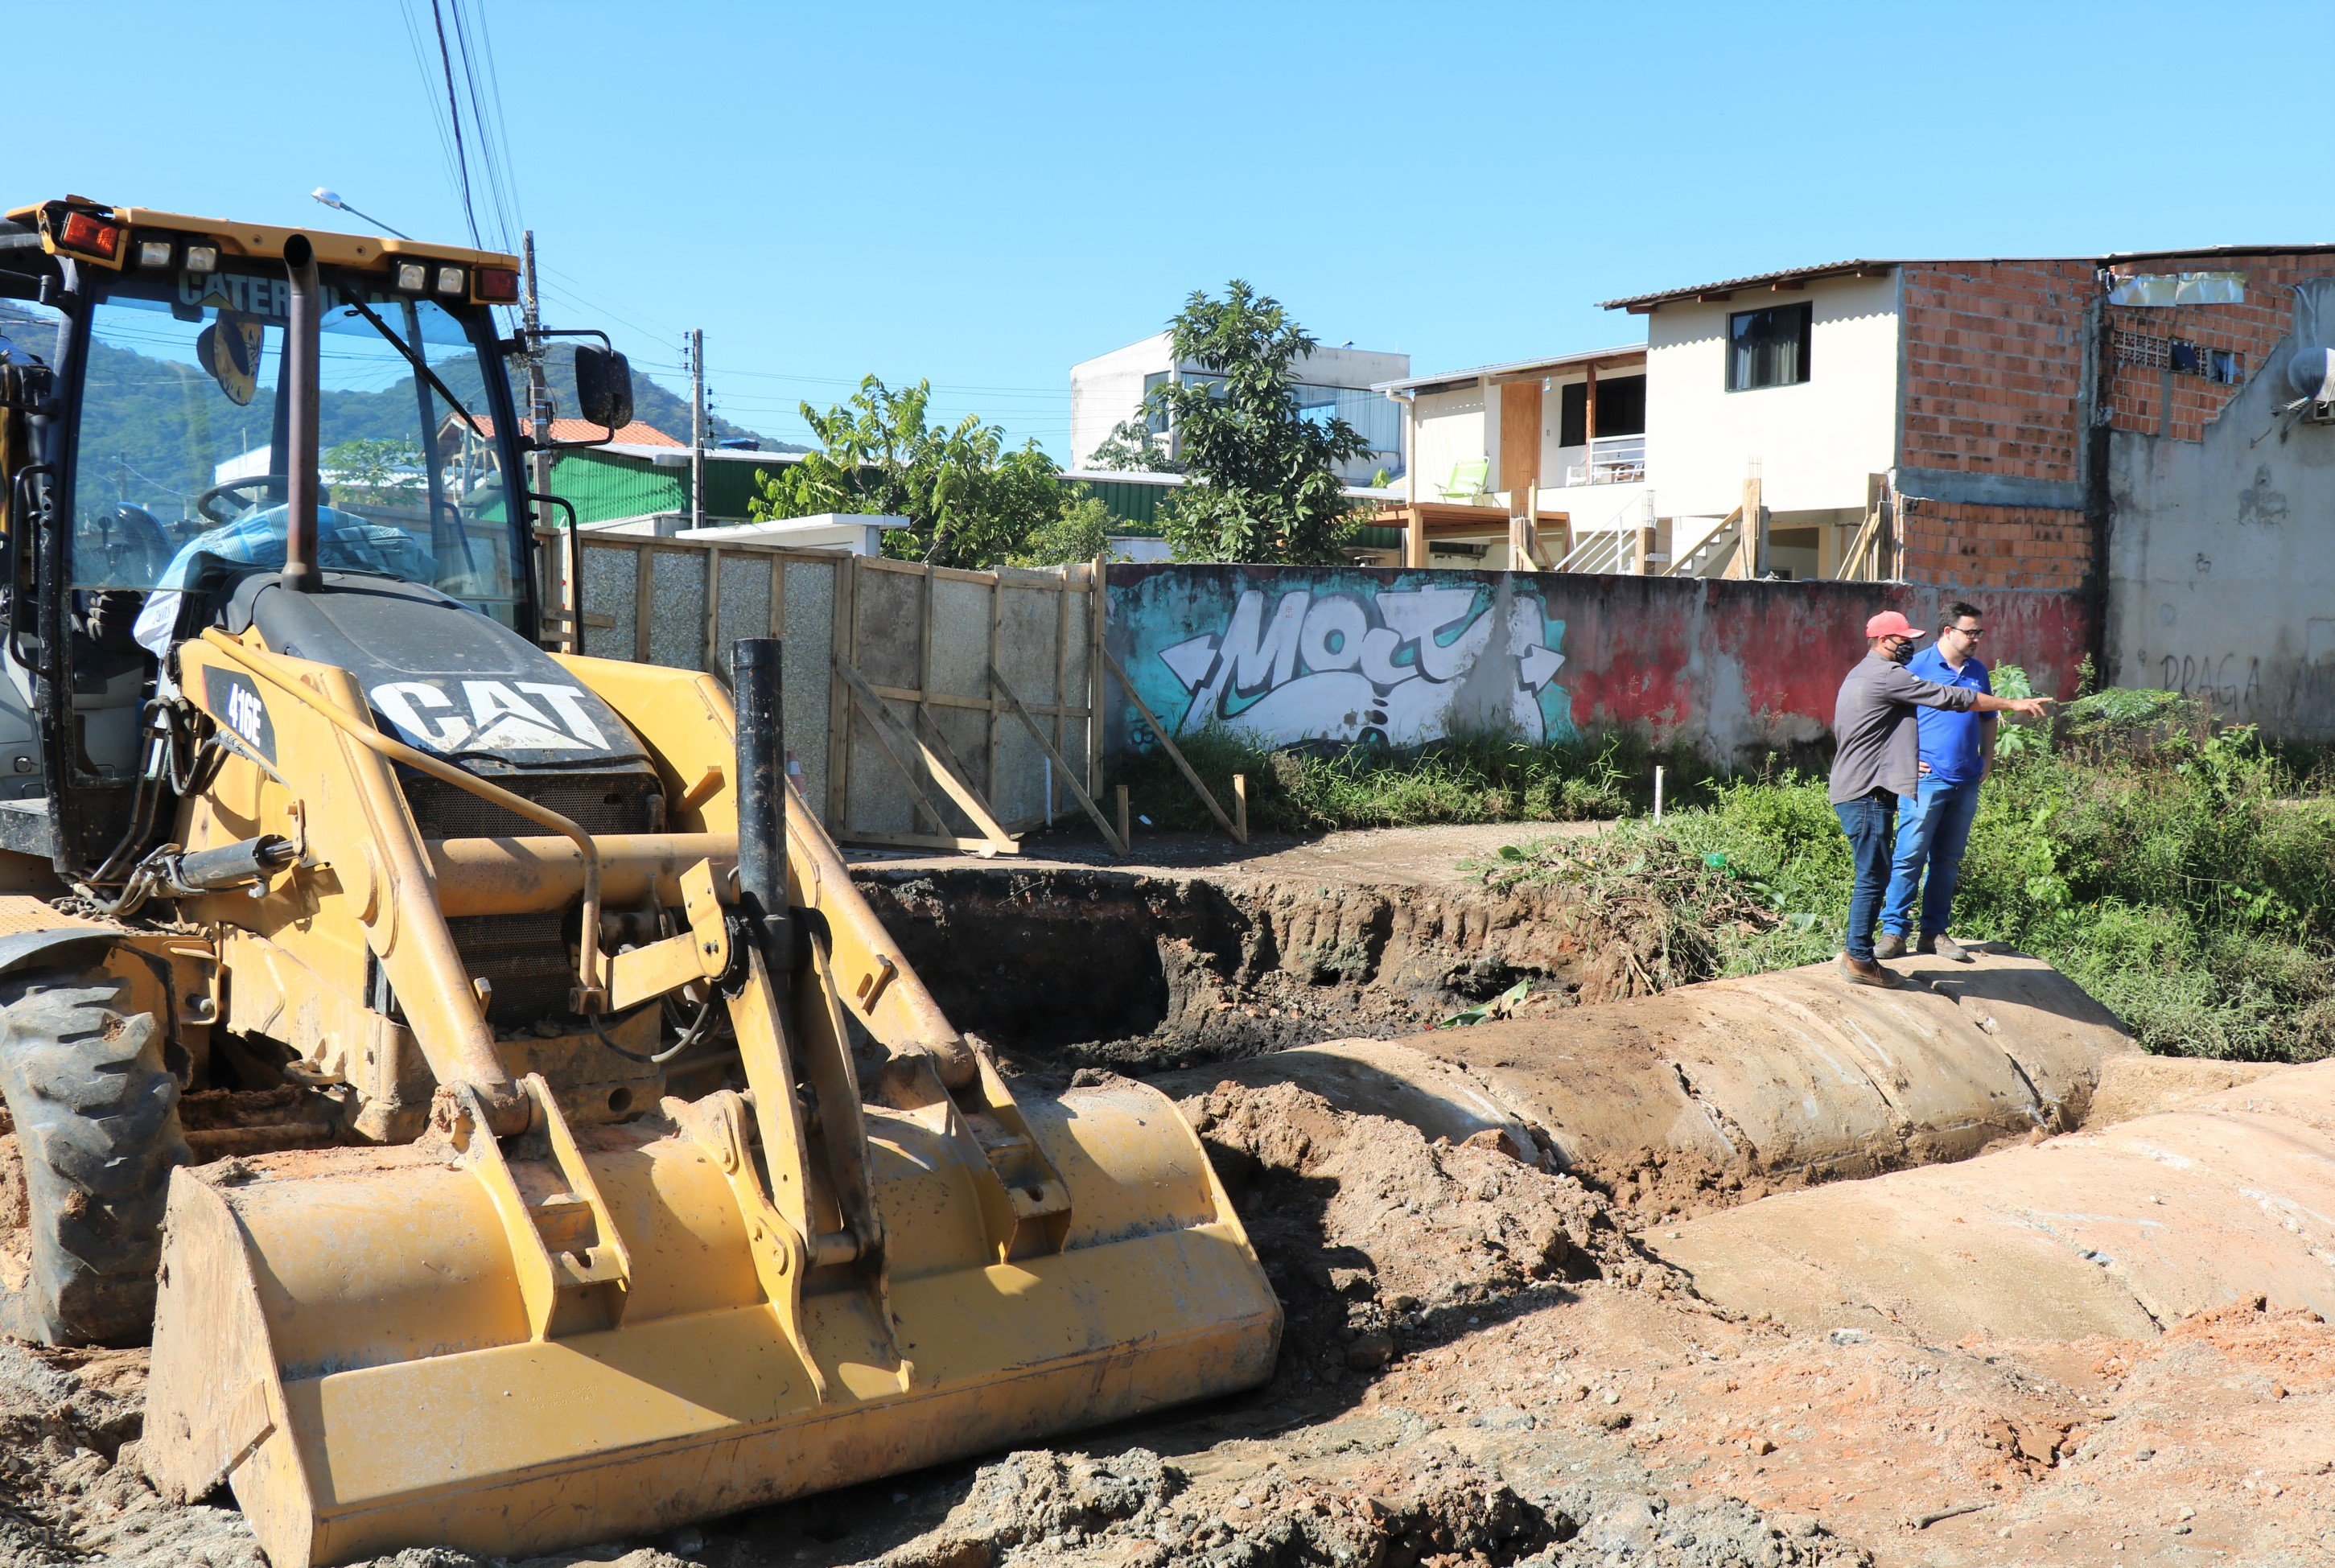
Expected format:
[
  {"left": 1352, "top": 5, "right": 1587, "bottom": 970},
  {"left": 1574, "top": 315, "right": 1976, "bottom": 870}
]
[
  {"left": 1011, "top": 492, "right": 1114, "bottom": 567},
  {"left": 1140, "top": 282, "right": 1370, "bottom": 565},
  {"left": 1085, "top": 414, "right": 1182, "bottom": 474},
  {"left": 323, "top": 437, "right": 424, "bottom": 504},
  {"left": 748, "top": 377, "right": 1065, "bottom": 569}
]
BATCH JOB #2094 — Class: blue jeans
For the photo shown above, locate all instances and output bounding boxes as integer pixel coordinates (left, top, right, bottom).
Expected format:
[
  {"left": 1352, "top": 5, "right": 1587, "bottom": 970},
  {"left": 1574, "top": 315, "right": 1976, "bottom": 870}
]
[
  {"left": 1833, "top": 790, "right": 1898, "bottom": 962},
  {"left": 1882, "top": 776, "right": 1983, "bottom": 939}
]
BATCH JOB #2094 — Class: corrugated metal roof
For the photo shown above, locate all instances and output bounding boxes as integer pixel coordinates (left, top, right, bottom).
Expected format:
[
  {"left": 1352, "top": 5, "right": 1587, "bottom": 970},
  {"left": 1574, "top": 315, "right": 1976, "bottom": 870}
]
[
  {"left": 469, "top": 416, "right": 686, "bottom": 447},
  {"left": 1600, "top": 245, "right": 2335, "bottom": 311},
  {"left": 1373, "top": 344, "right": 1647, "bottom": 394},
  {"left": 1598, "top": 261, "right": 1903, "bottom": 311}
]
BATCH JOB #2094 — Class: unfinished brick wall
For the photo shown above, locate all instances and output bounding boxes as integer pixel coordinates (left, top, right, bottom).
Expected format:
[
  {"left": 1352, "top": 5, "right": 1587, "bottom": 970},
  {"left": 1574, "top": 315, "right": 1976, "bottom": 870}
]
[
  {"left": 1900, "top": 261, "right": 2094, "bottom": 484},
  {"left": 1896, "top": 261, "right": 2096, "bottom": 591},
  {"left": 2100, "top": 251, "right": 2329, "bottom": 441},
  {"left": 1897, "top": 497, "right": 2089, "bottom": 592}
]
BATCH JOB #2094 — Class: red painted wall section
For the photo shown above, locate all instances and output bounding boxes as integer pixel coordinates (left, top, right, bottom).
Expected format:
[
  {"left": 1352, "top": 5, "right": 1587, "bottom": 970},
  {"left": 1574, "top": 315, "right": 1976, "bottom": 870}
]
[
  {"left": 1552, "top": 577, "right": 2090, "bottom": 752},
  {"left": 1106, "top": 565, "right": 2093, "bottom": 763}
]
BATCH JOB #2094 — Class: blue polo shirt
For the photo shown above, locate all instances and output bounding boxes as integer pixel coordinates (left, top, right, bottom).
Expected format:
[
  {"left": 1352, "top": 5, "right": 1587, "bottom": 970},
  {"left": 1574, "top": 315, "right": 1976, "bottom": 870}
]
[{"left": 1909, "top": 644, "right": 1991, "bottom": 783}]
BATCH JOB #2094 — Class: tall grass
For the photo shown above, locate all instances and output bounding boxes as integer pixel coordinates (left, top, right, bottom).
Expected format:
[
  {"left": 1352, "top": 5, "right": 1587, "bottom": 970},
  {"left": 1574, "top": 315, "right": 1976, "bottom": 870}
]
[
  {"left": 1108, "top": 726, "right": 1703, "bottom": 835},
  {"left": 1481, "top": 692, "right": 2335, "bottom": 1063}
]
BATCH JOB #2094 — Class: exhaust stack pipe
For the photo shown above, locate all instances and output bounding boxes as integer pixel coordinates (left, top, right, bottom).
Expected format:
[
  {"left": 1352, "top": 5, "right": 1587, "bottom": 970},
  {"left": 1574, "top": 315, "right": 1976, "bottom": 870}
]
[
  {"left": 281, "top": 234, "right": 322, "bottom": 594},
  {"left": 732, "top": 638, "right": 793, "bottom": 1014}
]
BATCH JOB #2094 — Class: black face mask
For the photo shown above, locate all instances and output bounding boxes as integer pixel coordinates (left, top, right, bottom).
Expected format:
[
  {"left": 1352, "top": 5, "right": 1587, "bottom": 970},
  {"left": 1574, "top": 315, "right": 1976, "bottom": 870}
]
[{"left": 1888, "top": 640, "right": 1915, "bottom": 665}]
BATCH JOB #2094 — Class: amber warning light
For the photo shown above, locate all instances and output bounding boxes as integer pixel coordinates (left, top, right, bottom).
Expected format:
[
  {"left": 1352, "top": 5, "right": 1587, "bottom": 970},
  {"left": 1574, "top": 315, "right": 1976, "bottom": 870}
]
[
  {"left": 475, "top": 266, "right": 520, "bottom": 303},
  {"left": 54, "top": 209, "right": 124, "bottom": 263}
]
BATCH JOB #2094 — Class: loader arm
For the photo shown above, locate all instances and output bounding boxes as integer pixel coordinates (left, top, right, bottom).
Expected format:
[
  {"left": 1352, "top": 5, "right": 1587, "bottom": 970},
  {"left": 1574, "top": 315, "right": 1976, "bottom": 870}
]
[{"left": 144, "top": 640, "right": 1281, "bottom": 1568}]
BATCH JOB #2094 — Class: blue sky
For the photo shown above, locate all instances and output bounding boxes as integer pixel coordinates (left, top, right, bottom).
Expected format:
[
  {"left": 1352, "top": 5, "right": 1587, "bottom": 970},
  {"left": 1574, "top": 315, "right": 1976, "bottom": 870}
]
[{"left": 16, "top": 1, "right": 2318, "bottom": 459}]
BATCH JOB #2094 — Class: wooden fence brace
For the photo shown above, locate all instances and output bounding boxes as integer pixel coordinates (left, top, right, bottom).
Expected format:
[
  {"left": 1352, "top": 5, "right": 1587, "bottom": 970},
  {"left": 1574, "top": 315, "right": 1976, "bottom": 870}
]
[
  {"left": 1101, "top": 647, "right": 1246, "bottom": 845},
  {"left": 1116, "top": 784, "right": 1130, "bottom": 852},
  {"left": 988, "top": 665, "right": 1126, "bottom": 858},
  {"left": 834, "top": 656, "right": 1019, "bottom": 856}
]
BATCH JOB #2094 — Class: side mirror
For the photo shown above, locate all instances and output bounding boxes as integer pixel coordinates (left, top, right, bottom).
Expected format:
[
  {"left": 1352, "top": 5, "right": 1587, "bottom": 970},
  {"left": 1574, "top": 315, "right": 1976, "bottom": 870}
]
[{"left": 573, "top": 344, "right": 634, "bottom": 432}]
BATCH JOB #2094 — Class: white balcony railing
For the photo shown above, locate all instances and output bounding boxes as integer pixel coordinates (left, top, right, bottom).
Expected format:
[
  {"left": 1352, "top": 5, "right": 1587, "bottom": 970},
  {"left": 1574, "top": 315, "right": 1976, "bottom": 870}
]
[{"left": 1562, "top": 433, "right": 1647, "bottom": 487}]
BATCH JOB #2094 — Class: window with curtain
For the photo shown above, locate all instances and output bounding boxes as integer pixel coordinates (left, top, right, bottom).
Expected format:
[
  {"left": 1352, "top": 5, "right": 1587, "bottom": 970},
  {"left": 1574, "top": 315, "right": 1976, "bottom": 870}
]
[{"left": 1727, "top": 304, "right": 1813, "bottom": 391}]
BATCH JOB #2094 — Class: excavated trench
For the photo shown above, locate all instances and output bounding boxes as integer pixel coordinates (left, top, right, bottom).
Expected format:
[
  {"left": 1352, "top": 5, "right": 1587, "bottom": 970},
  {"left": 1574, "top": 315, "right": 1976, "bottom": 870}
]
[{"left": 852, "top": 861, "right": 1601, "bottom": 1072}]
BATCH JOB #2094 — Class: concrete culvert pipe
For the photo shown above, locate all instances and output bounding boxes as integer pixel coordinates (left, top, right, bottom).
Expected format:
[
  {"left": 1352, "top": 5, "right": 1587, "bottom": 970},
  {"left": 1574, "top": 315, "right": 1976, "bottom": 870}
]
[
  {"left": 1651, "top": 1057, "right": 2335, "bottom": 1340},
  {"left": 1159, "top": 949, "right": 2135, "bottom": 1215}
]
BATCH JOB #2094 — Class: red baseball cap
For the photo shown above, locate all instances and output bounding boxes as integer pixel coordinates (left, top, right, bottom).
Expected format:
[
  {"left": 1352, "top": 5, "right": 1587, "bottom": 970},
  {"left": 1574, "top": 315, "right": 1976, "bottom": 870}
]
[{"left": 1864, "top": 611, "right": 1925, "bottom": 639}]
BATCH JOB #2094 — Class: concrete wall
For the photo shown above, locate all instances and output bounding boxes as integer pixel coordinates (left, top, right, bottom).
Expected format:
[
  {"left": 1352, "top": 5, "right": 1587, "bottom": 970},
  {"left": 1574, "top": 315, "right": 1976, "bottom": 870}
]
[
  {"left": 1069, "top": 333, "right": 1171, "bottom": 469},
  {"left": 2104, "top": 284, "right": 2335, "bottom": 739},
  {"left": 1411, "top": 384, "right": 1488, "bottom": 498},
  {"left": 1106, "top": 563, "right": 2091, "bottom": 764},
  {"left": 1642, "top": 272, "right": 1901, "bottom": 516}
]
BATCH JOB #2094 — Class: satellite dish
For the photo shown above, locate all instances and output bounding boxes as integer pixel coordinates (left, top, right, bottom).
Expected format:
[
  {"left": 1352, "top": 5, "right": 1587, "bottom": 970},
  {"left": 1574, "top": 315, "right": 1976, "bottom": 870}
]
[{"left": 2287, "top": 345, "right": 2335, "bottom": 401}]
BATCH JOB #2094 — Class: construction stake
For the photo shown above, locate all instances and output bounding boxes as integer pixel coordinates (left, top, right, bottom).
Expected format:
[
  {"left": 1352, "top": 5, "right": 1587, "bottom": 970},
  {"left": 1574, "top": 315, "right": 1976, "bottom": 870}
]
[
  {"left": 1233, "top": 773, "right": 1247, "bottom": 842},
  {"left": 1102, "top": 648, "right": 1245, "bottom": 845},
  {"left": 988, "top": 665, "right": 1124, "bottom": 857},
  {"left": 1116, "top": 785, "right": 1130, "bottom": 852}
]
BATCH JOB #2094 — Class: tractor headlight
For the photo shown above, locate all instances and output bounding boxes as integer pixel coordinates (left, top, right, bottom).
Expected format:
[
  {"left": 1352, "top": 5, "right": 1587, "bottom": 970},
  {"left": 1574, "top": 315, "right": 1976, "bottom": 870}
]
[
  {"left": 393, "top": 261, "right": 428, "bottom": 292},
  {"left": 434, "top": 265, "right": 465, "bottom": 297},
  {"left": 135, "top": 237, "right": 175, "bottom": 270},
  {"left": 183, "top": 244, "right": 218, "bottom": 273}
]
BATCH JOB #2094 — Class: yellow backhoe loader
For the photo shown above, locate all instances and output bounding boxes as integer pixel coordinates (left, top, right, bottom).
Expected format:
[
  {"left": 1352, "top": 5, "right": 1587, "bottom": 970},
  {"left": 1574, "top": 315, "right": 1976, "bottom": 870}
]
[{"left": 0, "top": 200, "right": 1278, "bottom": 1566}]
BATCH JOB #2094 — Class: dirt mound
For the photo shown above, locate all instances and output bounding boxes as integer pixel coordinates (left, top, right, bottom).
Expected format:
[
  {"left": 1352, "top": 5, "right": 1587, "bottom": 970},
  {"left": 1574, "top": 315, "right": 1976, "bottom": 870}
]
[
  {"left": 1177, "top": 1080, "right": 1658, "bottom": 1385},
  {"left": 867, "top": 1439, "right": 1558, "bottom": 1568}
]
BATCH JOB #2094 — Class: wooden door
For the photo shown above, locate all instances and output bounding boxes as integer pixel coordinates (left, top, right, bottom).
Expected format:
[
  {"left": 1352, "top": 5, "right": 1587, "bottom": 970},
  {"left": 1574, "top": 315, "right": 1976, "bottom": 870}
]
[{"left": 1497, "top": 381, "right": 1542, "bottom": 501}]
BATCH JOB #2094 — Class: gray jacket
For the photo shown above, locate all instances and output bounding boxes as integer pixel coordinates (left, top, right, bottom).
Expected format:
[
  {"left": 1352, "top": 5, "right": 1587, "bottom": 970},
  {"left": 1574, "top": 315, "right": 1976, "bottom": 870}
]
[{"left": 1829, "top": 652, "right": 1979, "bottom": 805}]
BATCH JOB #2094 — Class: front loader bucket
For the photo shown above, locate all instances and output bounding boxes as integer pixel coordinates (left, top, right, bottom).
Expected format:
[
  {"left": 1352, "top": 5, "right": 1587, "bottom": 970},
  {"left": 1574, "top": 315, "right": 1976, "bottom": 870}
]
[{"left": 143, "top": 1072, "right": 1279, "bottom": 1567}]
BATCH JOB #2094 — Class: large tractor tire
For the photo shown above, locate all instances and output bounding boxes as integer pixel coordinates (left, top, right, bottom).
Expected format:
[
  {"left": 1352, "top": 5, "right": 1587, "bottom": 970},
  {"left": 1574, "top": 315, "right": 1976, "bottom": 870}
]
[{"left": 0, "top": 966, "right": 189, "bottom": 1346}]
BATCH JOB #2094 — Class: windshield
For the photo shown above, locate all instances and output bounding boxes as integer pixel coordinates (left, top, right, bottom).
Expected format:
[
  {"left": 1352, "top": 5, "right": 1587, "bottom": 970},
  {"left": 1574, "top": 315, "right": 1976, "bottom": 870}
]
[{"left": 68, "top": 265, "right": 521, "bottom": 624}]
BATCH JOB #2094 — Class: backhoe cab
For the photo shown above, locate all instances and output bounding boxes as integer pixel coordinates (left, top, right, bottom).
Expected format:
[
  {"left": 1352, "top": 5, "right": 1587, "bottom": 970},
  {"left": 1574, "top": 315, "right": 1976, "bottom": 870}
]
[{"left": 0, "top": 199, "right": 1277, "bottom": 1567}]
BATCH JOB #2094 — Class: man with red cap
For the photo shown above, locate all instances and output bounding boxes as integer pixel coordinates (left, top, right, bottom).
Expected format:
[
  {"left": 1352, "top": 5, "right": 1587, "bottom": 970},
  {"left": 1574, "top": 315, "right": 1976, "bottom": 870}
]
[{"left": 1830, "top": 609, "right": 2050, "bottom": 986}]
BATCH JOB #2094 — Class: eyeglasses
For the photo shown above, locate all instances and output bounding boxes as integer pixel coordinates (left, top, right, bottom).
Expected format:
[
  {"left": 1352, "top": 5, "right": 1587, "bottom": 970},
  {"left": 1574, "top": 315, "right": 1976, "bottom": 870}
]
[{"left": 1950, "top": 626, "right": 1986, "bottom": 640}]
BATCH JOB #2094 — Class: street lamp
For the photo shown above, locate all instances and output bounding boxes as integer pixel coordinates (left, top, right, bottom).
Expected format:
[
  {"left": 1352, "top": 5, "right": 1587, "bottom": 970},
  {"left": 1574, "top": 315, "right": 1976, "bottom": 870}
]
[{"left": 310, "top": 187, "right": 414, "bottom": 241}]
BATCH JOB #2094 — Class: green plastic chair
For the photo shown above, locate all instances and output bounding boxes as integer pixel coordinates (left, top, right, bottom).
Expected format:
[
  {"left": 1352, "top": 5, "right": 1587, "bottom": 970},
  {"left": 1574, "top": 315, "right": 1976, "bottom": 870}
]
[{"left": 1435, "top": 457, "right": 1490, "bottom": 501}]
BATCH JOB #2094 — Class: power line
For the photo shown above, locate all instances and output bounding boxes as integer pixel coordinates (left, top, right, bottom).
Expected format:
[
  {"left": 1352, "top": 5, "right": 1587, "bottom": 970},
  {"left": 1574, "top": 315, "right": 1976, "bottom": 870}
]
[
  {"left": 448, "top": 0, "right": 521, "bottom": 254},
  {"left": 425, "top": 0, "right": 480, "bottom": 248}
]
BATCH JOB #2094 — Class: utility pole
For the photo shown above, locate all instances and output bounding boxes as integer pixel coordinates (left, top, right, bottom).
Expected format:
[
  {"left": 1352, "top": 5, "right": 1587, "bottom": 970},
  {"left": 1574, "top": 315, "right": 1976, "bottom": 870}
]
[
  {"left": 520, "top": 230, "right": 566, "bottom": 645},
  {"left": 688, "top": 327, "right": 706, "bottom": 533}
]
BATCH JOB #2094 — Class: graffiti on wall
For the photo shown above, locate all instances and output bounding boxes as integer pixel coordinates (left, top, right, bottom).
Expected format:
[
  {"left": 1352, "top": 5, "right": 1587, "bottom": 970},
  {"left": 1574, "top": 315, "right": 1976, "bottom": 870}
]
[{"left": 1142, "top": 578, "right": 1575, "bottom": 747}]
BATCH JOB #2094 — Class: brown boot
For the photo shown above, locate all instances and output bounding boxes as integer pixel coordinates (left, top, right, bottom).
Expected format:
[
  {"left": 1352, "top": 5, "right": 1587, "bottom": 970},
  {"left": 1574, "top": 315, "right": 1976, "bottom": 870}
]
[
  {"left": 1872, "top": 930, "right": 1908, "bottom": 961},
  {"left": 1837, "top": 952, "right": 1905, "bottom": 990},
  {"left": 1917, "top": 932, "right": 1973, "bottom": 963}
]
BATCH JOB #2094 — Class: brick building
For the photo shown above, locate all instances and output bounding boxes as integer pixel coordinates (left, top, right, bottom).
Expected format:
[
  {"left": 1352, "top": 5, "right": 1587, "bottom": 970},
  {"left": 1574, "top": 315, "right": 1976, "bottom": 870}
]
[{"left": 1380, "top": 249, "right": 2335, "bottom": 736}]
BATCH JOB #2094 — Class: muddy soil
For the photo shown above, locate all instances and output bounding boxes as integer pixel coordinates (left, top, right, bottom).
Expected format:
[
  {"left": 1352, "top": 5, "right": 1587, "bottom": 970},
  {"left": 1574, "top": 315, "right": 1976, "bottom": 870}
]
[
  {"left": 852, "top": 826, "right": 1619, "bottom": 1074},
  {"left": 5, "top": 1079, "right": 2325, "bottom": 1567}
]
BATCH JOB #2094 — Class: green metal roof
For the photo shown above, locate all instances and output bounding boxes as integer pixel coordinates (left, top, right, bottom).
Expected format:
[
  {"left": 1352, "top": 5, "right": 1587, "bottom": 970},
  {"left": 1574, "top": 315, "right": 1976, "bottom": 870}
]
[{"left": 547, "top": 447, "right": 793, "bottom": 526}]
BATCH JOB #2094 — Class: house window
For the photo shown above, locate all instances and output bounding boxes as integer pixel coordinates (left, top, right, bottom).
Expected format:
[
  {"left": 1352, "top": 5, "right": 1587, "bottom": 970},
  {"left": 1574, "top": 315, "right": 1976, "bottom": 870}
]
[
  {"left": 1727, "top": 303, "right": 1812, "bottom": 391},
  {"left": 1142, "top": 371, "right": 1171, "bottom": 435},
  {"left": 1558, "top": 375, "right": 1646, "bottom": 445}
]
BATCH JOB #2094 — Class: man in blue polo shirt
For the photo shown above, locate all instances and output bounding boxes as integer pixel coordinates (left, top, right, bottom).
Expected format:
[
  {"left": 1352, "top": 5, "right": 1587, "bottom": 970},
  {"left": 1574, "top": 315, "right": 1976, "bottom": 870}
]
[{"left": 1876, "top": 601, "right": 1994, "bottom": 961}]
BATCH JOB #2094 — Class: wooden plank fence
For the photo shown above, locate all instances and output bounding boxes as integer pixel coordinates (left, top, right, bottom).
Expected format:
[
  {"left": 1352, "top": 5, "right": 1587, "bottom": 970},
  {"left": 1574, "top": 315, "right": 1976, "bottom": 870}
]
[{"left": 542, "top": 530, "right": 1102, "bottom": 857}]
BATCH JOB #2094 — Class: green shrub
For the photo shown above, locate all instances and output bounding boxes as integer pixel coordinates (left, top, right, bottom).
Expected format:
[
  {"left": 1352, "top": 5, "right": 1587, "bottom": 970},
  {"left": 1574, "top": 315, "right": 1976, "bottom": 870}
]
[
  {"left": 1107, "top": 726, "right": 1681, "bottom": 834},
  {"left": 1475, "top": 703, "right": 2335, "bottom": 1063}
]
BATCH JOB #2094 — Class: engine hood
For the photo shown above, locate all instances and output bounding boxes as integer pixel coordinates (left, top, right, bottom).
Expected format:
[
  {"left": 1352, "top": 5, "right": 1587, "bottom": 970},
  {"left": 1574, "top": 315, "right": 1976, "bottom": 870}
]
[{"left": 225, "top": 572, "right": 648, "bottom": 772}]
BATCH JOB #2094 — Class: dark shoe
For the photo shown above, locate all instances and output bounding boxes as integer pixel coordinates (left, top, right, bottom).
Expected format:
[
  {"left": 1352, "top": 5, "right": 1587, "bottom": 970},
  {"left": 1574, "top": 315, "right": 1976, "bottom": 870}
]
[
  {"left": 1917, "top": 932, "right": 1973, "bottom": 962},
  {"left": 1837, "top": 953, "right": 1905, "bottom": 990},
  {"left": 1872, "top": 930, "right": 1908, "bottom": 961}
]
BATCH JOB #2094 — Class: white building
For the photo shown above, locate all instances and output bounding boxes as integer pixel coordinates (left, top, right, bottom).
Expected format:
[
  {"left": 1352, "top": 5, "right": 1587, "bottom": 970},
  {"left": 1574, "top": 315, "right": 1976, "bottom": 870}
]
[
  {"left": 1376, "top": 264, "right": 1904, "bottom": 577},
  {"left": 1070, "top": 332, "right": 1409, "bottom": 485}
]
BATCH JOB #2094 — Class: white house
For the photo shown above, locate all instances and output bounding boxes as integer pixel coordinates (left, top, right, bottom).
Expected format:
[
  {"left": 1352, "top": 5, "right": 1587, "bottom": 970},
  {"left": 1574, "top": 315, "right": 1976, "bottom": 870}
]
[
  {"left": 1376, "top": 263, "right": 1905, "bottom": 577},
  {"left": 1070, "top": 332, "right": 1409, "bottom": 486}
]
